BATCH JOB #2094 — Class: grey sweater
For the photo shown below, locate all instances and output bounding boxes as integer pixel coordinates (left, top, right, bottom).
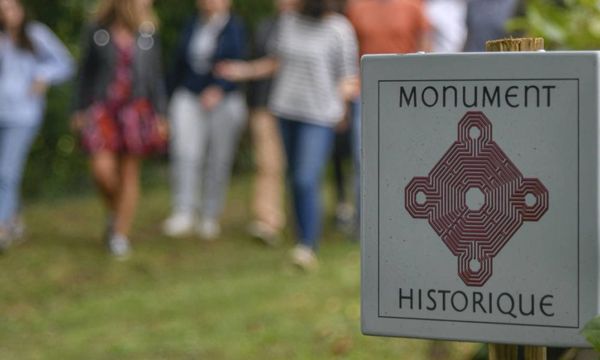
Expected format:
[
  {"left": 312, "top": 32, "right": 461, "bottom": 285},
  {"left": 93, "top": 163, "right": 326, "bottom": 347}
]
[{"left": 268, "top": 13, "right": 358, "bottom": 127}]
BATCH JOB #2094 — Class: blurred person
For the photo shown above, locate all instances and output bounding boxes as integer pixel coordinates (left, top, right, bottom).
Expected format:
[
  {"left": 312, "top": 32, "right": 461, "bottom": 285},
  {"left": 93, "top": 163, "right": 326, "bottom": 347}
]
[
  {"left": 330, "top": 0, "right": 355, "bottom": 235},
  {"left": 346, "top": 0, "right": 430, "bottom": 56},
  {"left": 71, "top": 0, "right": 168, "bottom": 258},
  {"left": 246, "top": 0, "right": 298, "bottom": 246},
  {"left": 218, "top": 0, "right": 359, "bottom": 270},
  {"left": 0, "top": 0, "right": 73, "bottom": 251},
  {"left": 345, "top": 0, "right": 430, "bottom": 234},
  {"left": 161, "top": 0, "right": 247, "bottom": 240},
  {"left": 425, "top": 0, "right": 468, "bottom": 52},
  {"left": 464, "top": 0, "right": 520, "bottom": 51},
  {"left": 331, "top": 115, "right": 355, "bottom": 234}
]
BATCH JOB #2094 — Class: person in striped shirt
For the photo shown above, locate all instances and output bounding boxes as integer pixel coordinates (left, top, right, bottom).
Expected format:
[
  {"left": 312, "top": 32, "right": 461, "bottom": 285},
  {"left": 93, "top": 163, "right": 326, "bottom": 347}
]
[{"left": 217, "top": 0, "right": 359, "bottom": 270}]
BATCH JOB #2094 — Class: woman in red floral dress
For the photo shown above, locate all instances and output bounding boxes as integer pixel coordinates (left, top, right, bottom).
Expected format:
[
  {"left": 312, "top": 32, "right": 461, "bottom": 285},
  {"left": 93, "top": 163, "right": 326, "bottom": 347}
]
[{"left": 71, "top": 0, "right": 167, "bottom": 257}]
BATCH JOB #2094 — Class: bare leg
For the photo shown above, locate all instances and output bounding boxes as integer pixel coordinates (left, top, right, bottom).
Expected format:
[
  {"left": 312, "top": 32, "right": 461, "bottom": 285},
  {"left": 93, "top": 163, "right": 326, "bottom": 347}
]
[
  {"left": 90, "top": 151, "right": 120, "bottom": 213},
  {"left": 113, "top": 155, "right": 141, "bottom": 237}
]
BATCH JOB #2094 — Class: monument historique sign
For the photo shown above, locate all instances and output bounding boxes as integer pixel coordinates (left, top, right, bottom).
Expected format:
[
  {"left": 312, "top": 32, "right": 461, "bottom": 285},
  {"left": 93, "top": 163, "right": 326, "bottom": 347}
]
[{"left": 360, "top": 53, "right": 600, "bottom": 347}]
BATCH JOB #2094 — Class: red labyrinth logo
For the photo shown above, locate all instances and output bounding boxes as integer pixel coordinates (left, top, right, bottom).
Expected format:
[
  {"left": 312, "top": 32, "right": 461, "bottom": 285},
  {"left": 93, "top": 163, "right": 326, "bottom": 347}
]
[{"left": 405, "top": 111, "right": 549, "bottom": 287}]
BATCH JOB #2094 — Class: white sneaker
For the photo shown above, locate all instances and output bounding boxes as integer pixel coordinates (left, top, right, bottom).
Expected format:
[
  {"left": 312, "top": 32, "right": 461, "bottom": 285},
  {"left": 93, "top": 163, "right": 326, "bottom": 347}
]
[
  {"left": 196, "top": 218, "right": 221, "bottom": 240},
  {"left": 10, "top": 216, "right": 25, "bottom": 242},
  {"left": 290, "top": 244, "right": 318, "bottom": 271},
  {"left": 108, "top": 233, "right": 131, "bottom": 259},
  {"left": 0, "top": 227, "right": 12, "bottom": 253},
  {"left": 162, "top": 212, "right": 195, "bottom": 237},
  {"left": 247, "top": 221, "right": 281, "bottom": 247}
]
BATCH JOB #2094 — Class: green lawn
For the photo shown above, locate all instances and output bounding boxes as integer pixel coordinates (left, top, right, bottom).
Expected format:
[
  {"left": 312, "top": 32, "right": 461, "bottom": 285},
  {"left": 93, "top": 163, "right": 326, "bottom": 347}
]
[{"left": 0, "top": 176, "right": 480, "bottom": 359}]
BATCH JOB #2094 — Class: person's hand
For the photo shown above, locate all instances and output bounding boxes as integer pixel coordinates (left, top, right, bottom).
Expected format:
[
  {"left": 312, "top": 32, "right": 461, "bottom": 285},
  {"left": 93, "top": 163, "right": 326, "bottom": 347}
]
[
  {"left": 199, "top": 86, "right": 224, "bottom": 111},
  {"left": 338, "top": 76, "right": 360, "bottom": 101},
  {"left": 70, "top": 112, "right": 86, "bottom": 133},
  {"left": 335, "top": 112, "right": 350, "bottom": 133},
  {"left": 215, "top": 60, "right": 252, "bottom": 82},
  {"left": 31, "top": 79, "right": 49, "bottom": 96}
]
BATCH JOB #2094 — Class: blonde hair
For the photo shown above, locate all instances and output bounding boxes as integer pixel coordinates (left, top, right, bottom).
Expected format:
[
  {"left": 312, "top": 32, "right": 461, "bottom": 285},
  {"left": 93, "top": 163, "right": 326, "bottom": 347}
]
[{"left": 94, "top": 0, "right": 158, "bottom": 32}]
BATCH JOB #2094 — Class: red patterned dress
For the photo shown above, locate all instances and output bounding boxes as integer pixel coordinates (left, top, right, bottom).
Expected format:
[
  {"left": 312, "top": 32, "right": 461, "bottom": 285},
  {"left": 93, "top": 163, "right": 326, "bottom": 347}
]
[{"left": 81, "top": 41, "right": 165, "bottom": 155}]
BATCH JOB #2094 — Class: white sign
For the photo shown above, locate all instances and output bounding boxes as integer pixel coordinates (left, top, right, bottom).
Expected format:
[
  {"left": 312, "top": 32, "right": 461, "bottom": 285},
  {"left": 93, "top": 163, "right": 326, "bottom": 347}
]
[{"left": 361, "top": 52, "right": 600, "bottom": 347}]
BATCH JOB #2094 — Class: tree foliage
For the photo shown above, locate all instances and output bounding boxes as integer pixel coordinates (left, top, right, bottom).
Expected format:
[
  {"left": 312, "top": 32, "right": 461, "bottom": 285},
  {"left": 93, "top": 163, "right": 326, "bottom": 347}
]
[{"left": 512, "top": 0, "right": 600, "bottom": 50}]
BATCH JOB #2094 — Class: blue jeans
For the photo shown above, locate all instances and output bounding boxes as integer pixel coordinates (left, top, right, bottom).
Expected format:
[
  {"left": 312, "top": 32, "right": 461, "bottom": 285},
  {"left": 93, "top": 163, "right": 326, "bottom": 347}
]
[
  {"left": 279, "top": 118, "right": 335, "bottom": 250},
  {"left": 0, "top": 125, "right": 39, "bottom": 227}
]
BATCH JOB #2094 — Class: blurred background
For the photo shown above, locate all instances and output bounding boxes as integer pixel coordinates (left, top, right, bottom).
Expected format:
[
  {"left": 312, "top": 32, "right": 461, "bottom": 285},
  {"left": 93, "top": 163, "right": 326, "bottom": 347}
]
[
  {"left": 1, "top": 0, "right": 598, "bottom": 359},
  {"left": 22, "top": 0, "right": 600, "bottom": 199}
]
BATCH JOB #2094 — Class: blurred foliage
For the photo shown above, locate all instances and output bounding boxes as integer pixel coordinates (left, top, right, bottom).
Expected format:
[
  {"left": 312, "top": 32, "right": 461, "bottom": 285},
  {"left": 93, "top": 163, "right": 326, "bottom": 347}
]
[
  {"left": 583, "top": 317, "right": 600, "bottom": 352},
  {"left": 515, "top": 0, "right": 600, "bottom": 350},
  {"left": 21, "top": 0, "right": 274, "bottom": 199},
  {"left": 511, "top": 0, "right": 600, "bottom": 50}
]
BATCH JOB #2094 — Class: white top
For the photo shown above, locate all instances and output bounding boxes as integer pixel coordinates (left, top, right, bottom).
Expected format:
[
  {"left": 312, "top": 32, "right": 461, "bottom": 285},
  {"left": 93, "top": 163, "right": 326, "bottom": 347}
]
[
  {"left": 268, "top": 13, "right": 358, "bottom": 127},
  {"left": 426, "top": 0, "right": 468, "bottom": 53}
]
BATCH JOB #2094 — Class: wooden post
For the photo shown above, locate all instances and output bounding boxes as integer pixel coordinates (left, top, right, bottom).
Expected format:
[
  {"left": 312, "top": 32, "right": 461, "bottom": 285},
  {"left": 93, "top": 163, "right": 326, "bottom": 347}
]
[
  {"left": 524, "top": 346, "right": 547, "bottom": 359},
  {"left": 485, "top": 37, "right": 546, "bottom": 360},
  {"left": 485, "top": 37, "right": 545, "bottom": 52},
  {"left": 489, "top": 344, "right": 518, "bottom": 360}
]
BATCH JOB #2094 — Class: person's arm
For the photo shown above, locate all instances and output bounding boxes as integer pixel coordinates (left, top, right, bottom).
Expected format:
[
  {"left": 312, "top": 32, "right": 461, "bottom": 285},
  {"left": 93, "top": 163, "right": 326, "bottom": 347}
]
[
  {"left": 213, "top": 17, "right": 247, "bottom": 92},
  {"left": 215, "top": 56, "right": 279, "bottom": 82},
  {"left": 70, "top": 25, "right": 97, "bottom": 131},
  {"left": 150, "top": 35, "right": 168, "bottom": 118},
  {"left": 336, "top": 19, "right": 360, "bottom": 101},
  {"left": 150, "top": 39, "right": 169, "bottom": 139},
  {"left": 215, "top": 14, "right": 282, "bottom": 82},
  {"left": 167, "top": 20, "right": 192, "bottom": 98},
  {"left": 29, "top": 23, "right": 74, "bottom": 94},
  {"left": 201, "top": 17, "right": 248, "bottom": 111}
]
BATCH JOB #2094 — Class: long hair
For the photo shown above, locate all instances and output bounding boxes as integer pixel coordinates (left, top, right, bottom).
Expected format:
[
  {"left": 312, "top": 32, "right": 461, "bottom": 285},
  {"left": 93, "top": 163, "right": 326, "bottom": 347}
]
[
  {"left": 0, "top": 0, "right": 34, "bottom": 52},
  {"left": 300, "top": 0, "right": 333, "bottom": 19},
  {"left": 94, "top": 0, "right": 157, "bottom": 32}
]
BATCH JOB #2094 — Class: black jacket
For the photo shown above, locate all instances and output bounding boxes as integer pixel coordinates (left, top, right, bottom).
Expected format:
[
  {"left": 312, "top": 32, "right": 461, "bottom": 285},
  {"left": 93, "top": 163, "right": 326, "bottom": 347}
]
[
  {"left": 168, "top": 14, "right": 246, "bottom": 97},
  {"left": 73, "top": 23, "right": 167, "bottom": 115}
]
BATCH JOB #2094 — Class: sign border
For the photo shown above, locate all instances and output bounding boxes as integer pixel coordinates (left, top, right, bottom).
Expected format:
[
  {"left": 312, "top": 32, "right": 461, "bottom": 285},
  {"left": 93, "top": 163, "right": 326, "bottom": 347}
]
[{"left": 376, "top": 78, "right": 580, "bottom": 329}]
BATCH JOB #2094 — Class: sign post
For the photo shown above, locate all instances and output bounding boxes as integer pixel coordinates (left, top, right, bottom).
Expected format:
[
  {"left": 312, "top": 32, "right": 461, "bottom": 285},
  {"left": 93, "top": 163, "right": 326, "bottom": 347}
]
[
  {"left": 360, "top": 42, "right": 600, "bottom": 353},
  {"left": 486, "top": 38, "right": 546, "bottom": 360}
]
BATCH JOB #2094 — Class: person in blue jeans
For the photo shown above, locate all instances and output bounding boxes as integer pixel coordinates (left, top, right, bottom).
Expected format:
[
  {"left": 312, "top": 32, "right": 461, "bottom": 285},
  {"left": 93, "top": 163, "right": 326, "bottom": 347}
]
[
  {"left": 218, "top": 0, "right": 359, "bottom": 270},
  {"left": 0, "top": 0, "right": 73, "bottom": 251}
]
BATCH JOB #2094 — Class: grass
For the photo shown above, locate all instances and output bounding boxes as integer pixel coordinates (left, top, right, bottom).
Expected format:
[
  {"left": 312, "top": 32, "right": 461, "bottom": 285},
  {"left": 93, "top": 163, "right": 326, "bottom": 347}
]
[{"left": 0, "top": 174, "right": 481, "bottom": 359}]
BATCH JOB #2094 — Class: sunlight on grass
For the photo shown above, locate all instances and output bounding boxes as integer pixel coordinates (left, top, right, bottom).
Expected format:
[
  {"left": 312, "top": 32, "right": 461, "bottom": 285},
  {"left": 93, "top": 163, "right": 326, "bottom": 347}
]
[{"left": 0, "top": 177, "right": 481, "bottom": 359}]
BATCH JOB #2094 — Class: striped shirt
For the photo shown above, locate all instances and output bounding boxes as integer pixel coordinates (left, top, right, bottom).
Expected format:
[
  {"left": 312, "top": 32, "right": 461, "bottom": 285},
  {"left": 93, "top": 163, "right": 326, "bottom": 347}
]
[{"left": 268, "top": 13, "right": 358, "bottom": 127}]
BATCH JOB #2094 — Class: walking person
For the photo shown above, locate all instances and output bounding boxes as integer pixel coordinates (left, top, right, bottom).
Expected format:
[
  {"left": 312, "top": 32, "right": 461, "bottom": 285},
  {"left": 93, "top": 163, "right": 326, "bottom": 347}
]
[
  {"left": 218, "top": 0, "right": 359, "bottom": 270},
  {"left": 246, "top": 0, "right": 298, "bottom": 246},
  {"left": 161, "top": 0, "right": 247, "bottom": 240},
  {"left": 330, "top": 0, "right": 355, "bottom": 237},
  {"left": 71, "top": 0, "right": 168, "bottom": 258},
  {"left": 0, "top": 0, "right": 73, "bottom": 251}
]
